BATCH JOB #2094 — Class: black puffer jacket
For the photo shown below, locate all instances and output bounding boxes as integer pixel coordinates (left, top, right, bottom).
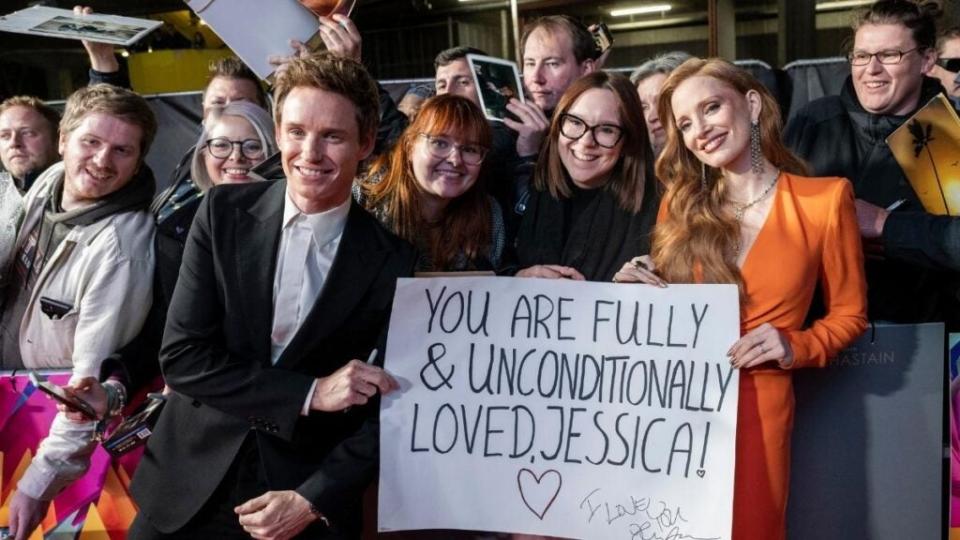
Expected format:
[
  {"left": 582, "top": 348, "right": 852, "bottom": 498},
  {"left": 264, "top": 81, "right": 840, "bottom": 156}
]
[{"left": 785, "top": 76, "right": 960, "bottom": 327}]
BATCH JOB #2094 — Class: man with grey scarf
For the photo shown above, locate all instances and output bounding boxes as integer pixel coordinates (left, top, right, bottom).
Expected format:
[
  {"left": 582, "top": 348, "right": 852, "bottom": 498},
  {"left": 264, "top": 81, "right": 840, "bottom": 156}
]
[{"left": 3, "top": 84, "right": 157, "bottom": 540}]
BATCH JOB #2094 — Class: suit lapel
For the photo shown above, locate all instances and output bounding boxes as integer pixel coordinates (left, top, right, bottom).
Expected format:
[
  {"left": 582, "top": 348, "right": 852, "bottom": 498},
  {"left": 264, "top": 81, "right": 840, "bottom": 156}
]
[
  {"left": 276, "top": 202, "right": 388, "bottom": 369},
  {"left": 235, "top": 181, "right": 285, "bottom": 355}
]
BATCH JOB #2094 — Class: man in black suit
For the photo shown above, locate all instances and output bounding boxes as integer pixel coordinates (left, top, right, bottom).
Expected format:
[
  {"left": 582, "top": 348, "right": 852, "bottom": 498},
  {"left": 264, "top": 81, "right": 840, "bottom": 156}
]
[{"left": 128, "top": 52, "right": 416, "bottom": 539}]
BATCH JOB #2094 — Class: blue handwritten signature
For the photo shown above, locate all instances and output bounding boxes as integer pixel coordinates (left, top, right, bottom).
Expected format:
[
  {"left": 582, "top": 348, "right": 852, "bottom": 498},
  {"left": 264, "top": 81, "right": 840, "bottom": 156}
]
[{"left": 578, "top": 488, "right": 721, "bottom": 540}]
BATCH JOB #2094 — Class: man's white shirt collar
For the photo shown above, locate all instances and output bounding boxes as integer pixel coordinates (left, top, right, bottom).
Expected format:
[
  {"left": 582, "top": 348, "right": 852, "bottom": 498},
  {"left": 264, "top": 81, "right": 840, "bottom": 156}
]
[{"left": 281, "top": 189, "right": 351, "bottom": 248}]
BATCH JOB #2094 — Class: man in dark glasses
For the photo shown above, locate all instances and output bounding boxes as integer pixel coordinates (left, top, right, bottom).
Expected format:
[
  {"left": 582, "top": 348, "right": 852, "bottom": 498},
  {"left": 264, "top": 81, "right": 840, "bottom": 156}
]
[{"left": 929, "top": 26, "right": 960, "bottom": 105}]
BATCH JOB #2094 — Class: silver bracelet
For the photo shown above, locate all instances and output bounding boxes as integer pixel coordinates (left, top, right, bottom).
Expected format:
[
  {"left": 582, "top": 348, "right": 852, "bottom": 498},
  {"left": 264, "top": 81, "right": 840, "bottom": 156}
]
[{"left": 102, "top": 380, "right": 127, "bottom": 417}]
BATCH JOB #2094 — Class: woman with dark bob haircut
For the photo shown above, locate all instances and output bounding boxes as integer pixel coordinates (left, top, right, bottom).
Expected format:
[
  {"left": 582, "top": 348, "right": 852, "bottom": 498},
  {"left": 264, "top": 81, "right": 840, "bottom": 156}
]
[
  {"left": 515, "top": 70, "right": 660, "bottom": 282},
  {"left": 615, "top": 58, "right": 868, "bottom": 539}
]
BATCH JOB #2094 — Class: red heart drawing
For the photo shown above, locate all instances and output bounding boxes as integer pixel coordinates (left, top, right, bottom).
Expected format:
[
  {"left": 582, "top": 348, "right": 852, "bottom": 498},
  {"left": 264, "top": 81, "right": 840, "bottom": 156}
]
[{"left": 516, "top": 468, "right": 562, "bottom": 520}]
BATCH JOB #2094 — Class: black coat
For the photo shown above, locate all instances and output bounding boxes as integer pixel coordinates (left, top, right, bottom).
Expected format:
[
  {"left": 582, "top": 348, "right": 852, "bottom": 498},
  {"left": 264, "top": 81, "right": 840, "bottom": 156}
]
[
  {"left": 784, "top": 76, "right": 960, "bottom": 326},
  {"left": 130, "top": 180, "right": 416, "bottom": 537},
  {"left": 515, "top": 175, "right": 660, "bottom": 282}
]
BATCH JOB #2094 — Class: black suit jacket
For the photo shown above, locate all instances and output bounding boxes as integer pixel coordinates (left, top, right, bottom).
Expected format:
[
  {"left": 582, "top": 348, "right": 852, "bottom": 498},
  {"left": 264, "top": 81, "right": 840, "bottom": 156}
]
[{"left": 130, "top": 180, "right": 416, "bottom": 537}]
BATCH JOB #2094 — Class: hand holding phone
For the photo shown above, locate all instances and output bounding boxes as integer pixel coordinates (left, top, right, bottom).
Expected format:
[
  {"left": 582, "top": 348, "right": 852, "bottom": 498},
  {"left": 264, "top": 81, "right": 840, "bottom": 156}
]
[
  {"left": 590, "top": 23, "right": 613, "bottom": 58},
  {"left": 29, "top": 372, "right": 98, "bottom": 420}
]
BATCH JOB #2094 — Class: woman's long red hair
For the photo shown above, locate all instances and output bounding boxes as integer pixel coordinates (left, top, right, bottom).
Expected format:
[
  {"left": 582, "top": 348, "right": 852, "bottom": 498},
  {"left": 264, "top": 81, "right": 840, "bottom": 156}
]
[{"left": 652, "top": 58, "right": 809, "bottom": 288}]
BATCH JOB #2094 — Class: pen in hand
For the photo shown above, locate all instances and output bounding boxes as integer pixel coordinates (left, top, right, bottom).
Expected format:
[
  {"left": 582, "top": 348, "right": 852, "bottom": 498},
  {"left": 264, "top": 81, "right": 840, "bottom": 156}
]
[
  {"left": 886, "top": 199, "right": 907, "bottom": 212},
  {"left": 342, "top": 349, "right": 381, "bottom": 414}
]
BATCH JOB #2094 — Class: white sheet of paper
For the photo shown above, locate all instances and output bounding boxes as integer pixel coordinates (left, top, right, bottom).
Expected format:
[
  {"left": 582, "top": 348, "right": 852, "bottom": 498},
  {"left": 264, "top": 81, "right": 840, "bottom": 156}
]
[
  {"left": 184, "top": 0, "right": 319, "bottom": 80},
  {"left": 0, "top": 6, "right": 161, "bottom": 47},
  {"left": 379, "top": 277, "right": 741, "bottom": 539}
]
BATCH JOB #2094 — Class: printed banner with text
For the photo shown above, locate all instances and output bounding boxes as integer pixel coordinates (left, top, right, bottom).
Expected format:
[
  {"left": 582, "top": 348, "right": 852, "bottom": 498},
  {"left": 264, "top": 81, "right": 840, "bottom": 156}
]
[{"left": 379, "top": 277, "right": 741, "bottom": 539}]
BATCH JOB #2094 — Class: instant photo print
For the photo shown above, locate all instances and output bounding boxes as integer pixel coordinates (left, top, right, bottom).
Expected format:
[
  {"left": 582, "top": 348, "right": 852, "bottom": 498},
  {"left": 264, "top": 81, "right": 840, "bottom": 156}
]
[{"left": 466, "top": 54, "right": 524, "bottom": 123}]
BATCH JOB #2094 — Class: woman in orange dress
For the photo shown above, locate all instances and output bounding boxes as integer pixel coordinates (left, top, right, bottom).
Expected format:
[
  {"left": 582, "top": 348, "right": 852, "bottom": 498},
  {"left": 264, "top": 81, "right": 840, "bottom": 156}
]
[{"left": 614, "top": 58, "right": 867, "bottom": 540}]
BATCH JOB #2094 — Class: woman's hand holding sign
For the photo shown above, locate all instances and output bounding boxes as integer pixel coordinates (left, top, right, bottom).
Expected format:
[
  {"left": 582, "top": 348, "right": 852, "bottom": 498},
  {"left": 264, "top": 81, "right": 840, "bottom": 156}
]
[
  {"left": 727, "top": 322, "right": 795, "bottom": 370},
  {"left": 613, "top": 255, "right": 667, "bottom": 287}
]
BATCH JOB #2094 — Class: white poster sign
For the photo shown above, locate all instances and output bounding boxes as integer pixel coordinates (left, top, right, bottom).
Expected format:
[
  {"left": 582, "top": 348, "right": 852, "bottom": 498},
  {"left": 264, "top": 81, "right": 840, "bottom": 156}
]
[{"left": 379, "top": 277, "right": 741, "bottom": 539}]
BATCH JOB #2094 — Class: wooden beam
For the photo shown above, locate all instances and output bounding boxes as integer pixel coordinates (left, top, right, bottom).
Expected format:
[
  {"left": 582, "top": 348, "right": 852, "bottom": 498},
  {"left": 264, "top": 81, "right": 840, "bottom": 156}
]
[
  {"left": 708, "top": 0, "right": 736, "bottom": 59},
  {"left": 778, "top": 0, "right": 816, "bottom": 65},
  {"left": 511, "top": 0, "right": 521, "bottom": 62}
]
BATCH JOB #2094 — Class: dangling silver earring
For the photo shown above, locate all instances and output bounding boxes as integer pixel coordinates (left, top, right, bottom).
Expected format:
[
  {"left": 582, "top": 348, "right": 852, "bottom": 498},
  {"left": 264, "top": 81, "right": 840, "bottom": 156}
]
[
  {"left": 750, "top": 121, "right": 763, "bottom": 175},
  {"left": 701, "top": 161, "right": 707, "bottom": 191}
]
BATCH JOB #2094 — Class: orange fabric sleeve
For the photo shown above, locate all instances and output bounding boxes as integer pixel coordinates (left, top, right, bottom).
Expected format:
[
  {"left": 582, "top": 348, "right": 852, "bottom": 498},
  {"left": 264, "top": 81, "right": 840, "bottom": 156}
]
[
  {"left": 785, "top": 180, "right": 868, "bottom": 369},
  {"left": 656, "top": 193, "right": 670, "bottom": 224}
]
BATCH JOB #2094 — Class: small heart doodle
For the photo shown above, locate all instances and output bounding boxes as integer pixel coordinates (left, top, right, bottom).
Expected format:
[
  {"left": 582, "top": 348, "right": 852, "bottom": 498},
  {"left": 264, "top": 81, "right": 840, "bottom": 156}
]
[
  {"left": 696, "top": 469, "right": 706, "bottom": 478},
  {"left": 516, "top": 468, "right": 562, "bottom": 520}
]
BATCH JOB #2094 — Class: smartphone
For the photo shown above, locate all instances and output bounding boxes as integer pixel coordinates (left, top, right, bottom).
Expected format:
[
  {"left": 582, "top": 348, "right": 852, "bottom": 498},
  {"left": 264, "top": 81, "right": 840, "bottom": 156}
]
[
  {"left": 29, "top": 372, "right": 98, "bottom": 420},
  {"left": 39, "top": 296, "right": 72, "bottom": 320},
  {"left": 591, "top": 23, "right": 613, "bottom": 58}
]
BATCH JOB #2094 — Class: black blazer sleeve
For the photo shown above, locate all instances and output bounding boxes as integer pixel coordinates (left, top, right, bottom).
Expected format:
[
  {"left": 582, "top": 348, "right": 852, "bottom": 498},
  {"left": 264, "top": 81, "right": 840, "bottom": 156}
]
[
  {"left": 294, "top": 227, "right": 416, "bottom": 529},
  {"left": 375, "top": 82, "right": 409, "bottom": 157},
  {"left": 294, "top": 315, "right": 395, "bottom": 531},
  {"left": 88, "top": 68, "right": 131, "bottom": 89},
  {"left": 98, "top": 297, "right": 163, "bottom": 392},
  {"left": 883, "top": 210, "right": 960, "bottom": 270}
]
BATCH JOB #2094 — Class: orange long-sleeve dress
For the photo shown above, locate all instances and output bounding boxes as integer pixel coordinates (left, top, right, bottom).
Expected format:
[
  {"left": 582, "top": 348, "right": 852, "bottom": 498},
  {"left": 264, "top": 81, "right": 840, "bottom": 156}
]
[{"left": 661, "top": 173, "right": 868, "bottom": 540}]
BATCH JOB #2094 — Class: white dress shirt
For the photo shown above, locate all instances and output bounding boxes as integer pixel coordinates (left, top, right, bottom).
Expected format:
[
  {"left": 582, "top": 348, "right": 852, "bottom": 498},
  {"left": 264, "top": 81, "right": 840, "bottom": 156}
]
[{"left": 271, "top": 190, "right": 350, "bottom": 413}]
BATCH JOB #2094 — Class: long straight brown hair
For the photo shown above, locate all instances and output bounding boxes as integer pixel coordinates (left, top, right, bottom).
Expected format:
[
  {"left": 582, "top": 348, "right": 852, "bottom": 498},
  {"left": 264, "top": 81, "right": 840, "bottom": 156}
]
[
  {"left": 362, "top": 94, "right": 493, "bottom": 270},
  {"left": 533, "top": 71, "right": 655, "bottom": 213},
  {"left": 652, "top": 58, "right": 809, "bottom": 288}
]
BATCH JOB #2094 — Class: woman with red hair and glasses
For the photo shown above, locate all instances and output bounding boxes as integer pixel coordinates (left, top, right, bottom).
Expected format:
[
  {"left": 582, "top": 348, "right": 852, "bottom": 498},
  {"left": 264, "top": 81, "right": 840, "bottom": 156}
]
[{"left": 356, "top": 94, "right": 505, "bottom": 272}]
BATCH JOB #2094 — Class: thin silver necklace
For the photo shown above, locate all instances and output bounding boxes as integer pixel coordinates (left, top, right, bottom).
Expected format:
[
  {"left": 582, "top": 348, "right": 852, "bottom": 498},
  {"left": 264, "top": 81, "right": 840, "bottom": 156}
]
[
  {"left": 728, "top": 170, "right": 780, "bottom": 256},
  {"left": 729, "top": 170, "right": 780, "bottom": 222}
]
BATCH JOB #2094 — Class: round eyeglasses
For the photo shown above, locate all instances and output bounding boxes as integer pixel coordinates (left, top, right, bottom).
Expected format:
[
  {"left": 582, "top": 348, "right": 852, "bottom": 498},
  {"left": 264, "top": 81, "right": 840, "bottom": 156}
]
[
  {"left": 558, "top": 113, "right": 624, "bottom": 149},
  {"left": 419, "top": 134, "right": 488, "bottom": 166},
  {"left": 848, "top": 47, "right": 923, "bottom": 66},
  {"left": 204, "top": 137, "right": 265, "bottom": 159}
]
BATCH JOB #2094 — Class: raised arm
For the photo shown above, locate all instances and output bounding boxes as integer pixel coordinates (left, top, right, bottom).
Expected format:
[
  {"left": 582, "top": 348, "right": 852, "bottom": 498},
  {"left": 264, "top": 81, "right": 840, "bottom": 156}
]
[{"left": 75, "top": 6, "right": 130, "bottom": 89}]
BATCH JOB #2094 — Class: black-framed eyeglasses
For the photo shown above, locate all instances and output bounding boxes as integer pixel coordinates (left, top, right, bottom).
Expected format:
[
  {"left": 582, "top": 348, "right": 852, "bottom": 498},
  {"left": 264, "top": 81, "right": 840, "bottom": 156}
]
[
  {"left": 204, "top": 137, "right": 264, "bottom": 159},
  {"left": 848, "top": 47, "right": 924, "bottom": 66},
  {"left": 558, "top": 113, "right": 624, "bottom": 149},
  {"left": 419, "top": 134, "right": 488, "bottom": 165},
  {"left": 937, "top": 57, "right": 960, "bottom": 72}
]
